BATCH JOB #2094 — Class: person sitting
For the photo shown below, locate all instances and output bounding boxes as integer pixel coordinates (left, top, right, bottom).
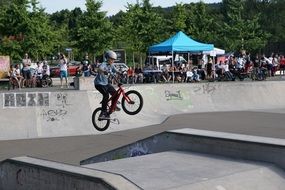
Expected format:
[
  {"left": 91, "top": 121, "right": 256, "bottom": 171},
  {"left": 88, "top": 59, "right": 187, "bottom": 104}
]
[
  {"left": 134, "top": 67, "right": 143, "bottom": 83},
  {"left": 8, "top": 65, "right": 21, "bottom": 89},
  {"left": 42, "top": 60, "right": 50, "bottom": 77},
  {"left": 192, "top": 66, "right": 200, "bottom": 82},
  {"left": 215, "top": 61, "right": 223, "bottom": 80},
  {"left": 127, "top": 66, "right": 135, "bottom": 84},
  {"left": 161, "top": 63, "right": 171, "bottom": 82},
  {"left": 80, "top": 54, "right": 91, "bottom": 77},
  {"left": 14, "top": 64, "right": 23, "bottom": 88},
  {"left": 185, "top": 67, "right": 193, "bottom": 83}
]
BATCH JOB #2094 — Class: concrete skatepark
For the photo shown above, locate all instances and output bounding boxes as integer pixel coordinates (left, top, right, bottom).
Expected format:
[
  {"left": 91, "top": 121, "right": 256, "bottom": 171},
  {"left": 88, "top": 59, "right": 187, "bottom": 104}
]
[{"left": 1, "top": 79, "right": 285, "bottom": 189}]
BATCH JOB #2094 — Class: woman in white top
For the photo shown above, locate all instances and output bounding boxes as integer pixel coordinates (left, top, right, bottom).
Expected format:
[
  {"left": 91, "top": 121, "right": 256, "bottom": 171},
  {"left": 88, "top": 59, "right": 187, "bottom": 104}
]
[
  {"left": 59, "top": 53, "right": 68, "bottom": 88},
  {"left": 22, "top": 53, "right": 32, "bottom": 87}
]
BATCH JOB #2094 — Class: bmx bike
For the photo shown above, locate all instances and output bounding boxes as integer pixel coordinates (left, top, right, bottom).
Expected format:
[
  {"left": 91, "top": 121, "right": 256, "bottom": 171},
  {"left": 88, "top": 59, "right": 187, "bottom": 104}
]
[{"left": 92, "top": 82, "right": 143, "bottom": 131}]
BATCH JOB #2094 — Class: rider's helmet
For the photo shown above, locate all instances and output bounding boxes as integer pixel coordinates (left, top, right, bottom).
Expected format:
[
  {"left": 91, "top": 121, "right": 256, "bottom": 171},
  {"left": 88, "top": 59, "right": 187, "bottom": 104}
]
[{"left": 105, "top": 50, "right": 117, "bottom": 60}]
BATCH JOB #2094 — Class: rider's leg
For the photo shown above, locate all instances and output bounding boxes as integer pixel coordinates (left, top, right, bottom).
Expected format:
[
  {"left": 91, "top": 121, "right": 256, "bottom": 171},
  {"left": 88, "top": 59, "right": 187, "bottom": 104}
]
[
  {"left": 107, "top": 84, "right": 120, "bottom": 111},
  {"left": 95, "top": 85, "right": 110, "bottom": 118},
  {"left": 95, "top": 85, "right": 109, "bottom": 112}
]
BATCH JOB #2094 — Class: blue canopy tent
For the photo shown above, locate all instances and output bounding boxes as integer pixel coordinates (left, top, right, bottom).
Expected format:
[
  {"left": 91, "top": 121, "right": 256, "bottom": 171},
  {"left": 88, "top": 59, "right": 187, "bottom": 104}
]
[
  {"left": 148, "top": 31, "right": 214, "bottom": 53},
  {"left": 148, "top": 31, "right": 214, "bottom": 82}
]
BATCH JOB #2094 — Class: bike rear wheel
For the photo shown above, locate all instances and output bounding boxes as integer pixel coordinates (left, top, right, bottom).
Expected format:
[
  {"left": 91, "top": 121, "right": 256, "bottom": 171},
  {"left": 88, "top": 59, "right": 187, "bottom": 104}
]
[
  {"left": 92, "top": 107, "right": 110, "bottom": 131},
  {"left": 122, "top": 90, "right": 143, "bottom": 115}
]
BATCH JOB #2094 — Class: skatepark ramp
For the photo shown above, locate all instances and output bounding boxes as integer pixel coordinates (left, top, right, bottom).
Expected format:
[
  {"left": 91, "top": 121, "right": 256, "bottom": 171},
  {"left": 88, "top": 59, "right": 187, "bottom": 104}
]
[
  {"left": 0, "top": 156, "right": 140, "bottom": 190},
  {"left": 1, "top": 128, "right": 285, "bottom": 189},
  {"left": 1, "top": 81, "right": 285, "bottom": 140},
  {"left": 79, "top": 128, "right": 285, "bottom": 189}
]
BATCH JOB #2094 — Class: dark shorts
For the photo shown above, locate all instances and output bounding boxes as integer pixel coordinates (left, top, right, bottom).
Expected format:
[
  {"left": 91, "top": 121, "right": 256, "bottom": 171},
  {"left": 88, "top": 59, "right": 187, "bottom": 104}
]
[{"left": 22, "top": 69, "right": 31, "bottom": 79}]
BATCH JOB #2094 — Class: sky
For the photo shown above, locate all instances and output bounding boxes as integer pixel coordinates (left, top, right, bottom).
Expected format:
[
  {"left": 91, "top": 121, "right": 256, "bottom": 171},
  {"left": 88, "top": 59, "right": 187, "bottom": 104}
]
[{"left": 38, "top": 0, "right": 221, "bottom": 16}]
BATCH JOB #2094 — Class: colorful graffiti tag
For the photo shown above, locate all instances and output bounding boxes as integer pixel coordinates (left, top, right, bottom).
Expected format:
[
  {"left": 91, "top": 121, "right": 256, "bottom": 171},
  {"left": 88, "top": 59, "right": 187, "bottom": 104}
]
[{"left": 0, "top": 56, "right": 10, "bottom": 79}]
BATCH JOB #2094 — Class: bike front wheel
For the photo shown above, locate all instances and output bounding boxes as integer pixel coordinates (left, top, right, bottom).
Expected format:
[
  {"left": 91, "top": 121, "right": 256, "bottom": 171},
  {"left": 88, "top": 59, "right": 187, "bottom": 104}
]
[
  {"left": 92, "top": 107, "right": 110, "bottom": 131},
  {"left": 122, "top": 90, "right": 143, "bottom": 115}
]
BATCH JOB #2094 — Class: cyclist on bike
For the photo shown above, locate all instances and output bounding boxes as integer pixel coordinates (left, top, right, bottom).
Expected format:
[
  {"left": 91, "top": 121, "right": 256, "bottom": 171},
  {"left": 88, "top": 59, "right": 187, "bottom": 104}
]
[{"left": 95, "top": 50, "right": 120, "bottom": 120}]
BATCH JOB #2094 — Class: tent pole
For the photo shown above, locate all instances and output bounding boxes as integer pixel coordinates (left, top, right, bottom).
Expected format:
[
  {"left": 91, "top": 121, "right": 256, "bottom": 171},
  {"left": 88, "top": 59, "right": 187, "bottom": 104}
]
[
  {"left": 188, "top": 52, "right": 190, "bottom": 63},
  {"left": 172, "top": 51, "right": 174, "bottom": 83}
]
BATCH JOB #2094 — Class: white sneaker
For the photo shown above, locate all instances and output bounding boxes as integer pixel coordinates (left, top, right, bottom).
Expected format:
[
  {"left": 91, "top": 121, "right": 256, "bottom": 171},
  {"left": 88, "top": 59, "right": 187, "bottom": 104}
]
[{"left": 98, "top": 112, "right": 110, "bottom": 120}]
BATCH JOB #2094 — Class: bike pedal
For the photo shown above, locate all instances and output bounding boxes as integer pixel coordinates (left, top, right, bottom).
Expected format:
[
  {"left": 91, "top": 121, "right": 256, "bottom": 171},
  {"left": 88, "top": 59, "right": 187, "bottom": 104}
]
[{"left": 111, "top": 118, "right": 120, "bottom": 125}]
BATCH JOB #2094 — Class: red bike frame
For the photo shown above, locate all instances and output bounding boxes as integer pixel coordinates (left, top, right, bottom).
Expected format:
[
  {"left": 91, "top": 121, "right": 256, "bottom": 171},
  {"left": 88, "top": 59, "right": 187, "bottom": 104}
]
[{"left": 107, "top": 84, "right": 133, "bottom": 114}]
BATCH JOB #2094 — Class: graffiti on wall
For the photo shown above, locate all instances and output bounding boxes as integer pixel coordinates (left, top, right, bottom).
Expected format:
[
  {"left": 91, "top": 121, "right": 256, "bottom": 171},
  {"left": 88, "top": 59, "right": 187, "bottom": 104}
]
[
  {"left": 128, "top": 143, "right": 151, "bottom": 157},
  {"left": 0, "top": 56, "right": 10, "bottom": 79},
  {"left": 55, "top": 93, "right": 70, "bottom": 108},
  {"left": 193, "top": 83, "right": 219, "bottom": 95},
  {"left": 41, "top": 92, "right": 70, "bottom": 122},
  {"left": 41, "top": 109, "right": 68, "bottom": 122},
  {"left": 165, "top": 90, "right": 183, "bottom": 101},
  {"left": 3, "top": 92, "right": 50, "bottom": 108},
  {"left": 2, "top": 92, "right": 72, "bottom": 122}
]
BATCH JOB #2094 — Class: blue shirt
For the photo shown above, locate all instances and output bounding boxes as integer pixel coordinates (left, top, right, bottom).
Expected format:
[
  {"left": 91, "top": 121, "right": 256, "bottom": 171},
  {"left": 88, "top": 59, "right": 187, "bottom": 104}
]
[{"left": 94, "top": 62, "right": 117, "bottom": 85}]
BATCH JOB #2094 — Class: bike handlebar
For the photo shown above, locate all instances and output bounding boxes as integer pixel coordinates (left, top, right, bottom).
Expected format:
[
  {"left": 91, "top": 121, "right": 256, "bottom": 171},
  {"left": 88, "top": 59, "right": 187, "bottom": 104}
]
[{"left": 112, "top": 75, "right": 123, "bottom": 87}]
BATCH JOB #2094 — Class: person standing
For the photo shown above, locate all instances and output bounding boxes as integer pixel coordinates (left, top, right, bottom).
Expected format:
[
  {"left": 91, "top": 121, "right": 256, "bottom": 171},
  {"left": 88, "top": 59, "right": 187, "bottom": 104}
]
[
  {"left": 59, "top": 53, "right": 68, "bottom": 88},
  {"left": 80, "top": 54, "right": 91, "bottom": 77},
  {"left": 22, "top": 53, "right": 32, "bottom": 87}
]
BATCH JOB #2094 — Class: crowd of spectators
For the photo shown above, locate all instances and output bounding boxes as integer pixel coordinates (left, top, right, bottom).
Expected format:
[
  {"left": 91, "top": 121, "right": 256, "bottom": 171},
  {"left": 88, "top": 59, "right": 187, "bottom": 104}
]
[
  {"left": 8, "top": 51, "right": 285, "bottom": 89},
  {"left": 111, "top": 52, "right": 285, "bottom": 84},
  {"left": 8, "top": 53, "right": 51, "bottom": 89}
]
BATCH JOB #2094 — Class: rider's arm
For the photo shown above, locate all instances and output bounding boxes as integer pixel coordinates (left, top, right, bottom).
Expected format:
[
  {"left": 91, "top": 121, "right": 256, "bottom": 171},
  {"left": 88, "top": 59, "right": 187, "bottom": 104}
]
[
  {"left": 111, "top": 64, "right": 122, "bottom": 75},
  {"left": 98, "top": 63, "right": 110, "bottom": 75}
]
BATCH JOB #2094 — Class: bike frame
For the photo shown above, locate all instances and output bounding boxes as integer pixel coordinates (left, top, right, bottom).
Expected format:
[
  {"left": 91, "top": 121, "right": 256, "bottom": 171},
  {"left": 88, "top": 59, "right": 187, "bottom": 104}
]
[{"left": 107, "top": 84, "right": 132, "bottom": 114}]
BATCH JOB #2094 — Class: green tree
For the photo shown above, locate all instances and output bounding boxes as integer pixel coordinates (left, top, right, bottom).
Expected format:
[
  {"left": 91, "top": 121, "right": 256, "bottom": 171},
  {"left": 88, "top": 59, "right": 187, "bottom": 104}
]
[
  {"left": 49, "top": 8, "right": 83, "bottom": 60},
  {"left": 24, "top": 0, "right": 58, "bottom": 60},
  {"left": 0, "top": 0, "right": 59, "bottom": 60},
  {"left": 74, "top": 0, "right": 113, "bottom": 57},
  {"left": 118, "top": 0, "right": 166, "bottom": 64},
  {"left": 221, "top": 0, "right": 268, "bottom": 52},
  {"left": 169, "top": 3, "right": 187, "bottom": 33},
  {"left": 185, "top": 2, "right": 216, "bottom": 44},
  {"left": 255, "top": 0, "right": 285, "bottom": 43}
]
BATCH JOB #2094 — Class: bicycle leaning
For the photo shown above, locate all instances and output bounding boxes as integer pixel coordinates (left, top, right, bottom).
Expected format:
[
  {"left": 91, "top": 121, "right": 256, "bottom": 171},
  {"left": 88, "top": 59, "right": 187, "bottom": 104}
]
[{"left": 92, "top": 81, "right": 143, "bottom": 131}]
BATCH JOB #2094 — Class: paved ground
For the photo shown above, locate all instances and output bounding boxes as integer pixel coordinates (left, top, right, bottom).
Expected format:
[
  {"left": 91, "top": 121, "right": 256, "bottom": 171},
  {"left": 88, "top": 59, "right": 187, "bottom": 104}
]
[
  {"left": 84, "top": 150, "right": 285, "bottom": 190},
  {"left": 0, "top": 109, "right": 284, "bottom": 165},
  {"left": 1, "top": 77, "right": 285, "bottom": 189}
]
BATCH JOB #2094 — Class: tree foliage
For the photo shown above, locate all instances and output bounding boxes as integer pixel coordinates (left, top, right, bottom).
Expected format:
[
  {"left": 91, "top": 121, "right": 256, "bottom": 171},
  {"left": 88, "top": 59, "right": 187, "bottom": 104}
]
[
  {"left": 0, "top": 0, "right": 284, "bottom": 62},
  {"left": 221, "top": 0, "right": 269, "bottom": 52},
  {"left": 0, "top": 0, "right": 58, "bottom": 60},
  {"left": 73, "top": 0, "right": 113, "bottom": 57},
  {"left": 185, "top": 2, "right": 216, "bottom": 44},
  {"left": 118, "top": 0, "right": 166, "bottom": 53},
  {"left": 169, "top": 3, "right": 187, "bottom": 33}
]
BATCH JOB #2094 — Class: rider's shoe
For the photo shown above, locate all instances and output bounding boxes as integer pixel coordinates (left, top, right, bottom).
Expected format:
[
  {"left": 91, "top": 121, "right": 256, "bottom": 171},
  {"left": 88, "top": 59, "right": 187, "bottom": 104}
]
[{"left": 99, "top": 112, "right": 110, "bottom": 120}]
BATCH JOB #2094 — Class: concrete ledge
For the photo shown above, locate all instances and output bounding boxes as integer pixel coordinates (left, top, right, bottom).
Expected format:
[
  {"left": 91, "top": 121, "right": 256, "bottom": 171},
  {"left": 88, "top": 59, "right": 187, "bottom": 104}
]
[
  {"left": 0, "top": 156, "right": 141, "bottom": 190},
  {"left": 73, "top": 77, "right": 94, "bottom": 90},
  {"left": 80, "top": 128, "right": 285, "bottom": 172}
]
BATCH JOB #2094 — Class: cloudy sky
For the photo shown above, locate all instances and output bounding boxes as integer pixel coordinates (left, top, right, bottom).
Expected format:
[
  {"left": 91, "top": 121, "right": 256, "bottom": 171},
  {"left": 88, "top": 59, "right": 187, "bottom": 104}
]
[{"left": 38, "top": 0, "right": 221, "bottom": 16}]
